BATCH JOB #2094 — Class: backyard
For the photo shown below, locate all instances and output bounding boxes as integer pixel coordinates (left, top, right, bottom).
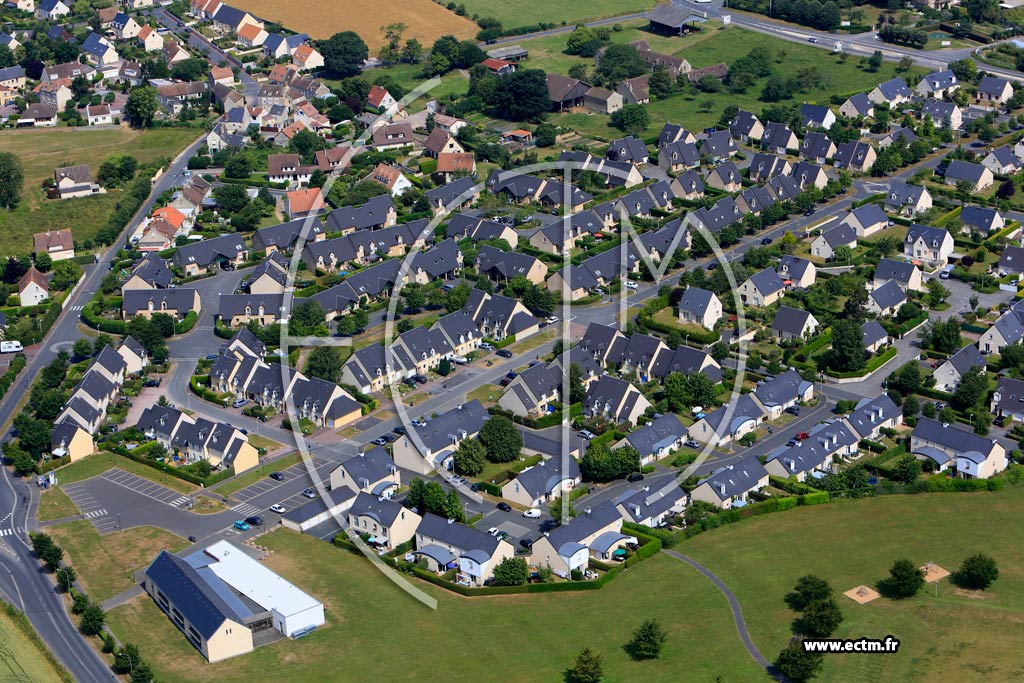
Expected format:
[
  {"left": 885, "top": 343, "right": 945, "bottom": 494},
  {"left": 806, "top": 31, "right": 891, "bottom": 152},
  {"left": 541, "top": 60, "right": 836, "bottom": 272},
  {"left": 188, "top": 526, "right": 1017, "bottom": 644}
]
[{"left": 0, "top": 127, "right": 199, "bottom": 258}]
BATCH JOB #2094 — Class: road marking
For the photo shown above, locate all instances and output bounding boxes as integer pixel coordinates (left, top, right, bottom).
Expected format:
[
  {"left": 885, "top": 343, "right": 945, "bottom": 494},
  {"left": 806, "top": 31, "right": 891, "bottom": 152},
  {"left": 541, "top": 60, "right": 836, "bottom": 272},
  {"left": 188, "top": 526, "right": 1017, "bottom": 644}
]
[
  {"left": 230, "top": 502, "right": 261, "bottom": 516},
  {"left": 171, "top": 496, "right": 190, "bottom": 507},
  {"left": 0, "top": 528, "right": 22, "bottom": 537},
  {"left": 83, "top": 509, "right": 108, "bottom": 519}
]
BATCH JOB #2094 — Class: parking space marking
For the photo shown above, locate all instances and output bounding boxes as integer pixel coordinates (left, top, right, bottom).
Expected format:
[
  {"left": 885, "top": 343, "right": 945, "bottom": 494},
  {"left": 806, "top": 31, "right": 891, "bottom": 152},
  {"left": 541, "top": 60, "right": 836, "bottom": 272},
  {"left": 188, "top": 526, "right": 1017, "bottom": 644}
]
[
  {"left": 99, "top": 469, "right": 193, "bottom": 507},
  {"left": 230, "top": 502, "right": 261, "bottom": 517},
  {"left": 231, "top": 457, "right": 333, "bottom": 504}
]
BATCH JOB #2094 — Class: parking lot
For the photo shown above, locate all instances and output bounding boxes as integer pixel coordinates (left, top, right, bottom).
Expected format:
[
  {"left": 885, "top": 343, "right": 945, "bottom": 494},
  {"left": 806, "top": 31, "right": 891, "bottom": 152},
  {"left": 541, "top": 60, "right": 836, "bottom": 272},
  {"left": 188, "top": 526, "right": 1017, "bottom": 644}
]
[
  {"left": 227, "top": 457, "right": 335, "bottom": 518},
  {"left": 60, "top": 482, "right": 118, "bottom": 534},
  {"left": 100, "top": 469, "right": 191, "bottom": 508}
]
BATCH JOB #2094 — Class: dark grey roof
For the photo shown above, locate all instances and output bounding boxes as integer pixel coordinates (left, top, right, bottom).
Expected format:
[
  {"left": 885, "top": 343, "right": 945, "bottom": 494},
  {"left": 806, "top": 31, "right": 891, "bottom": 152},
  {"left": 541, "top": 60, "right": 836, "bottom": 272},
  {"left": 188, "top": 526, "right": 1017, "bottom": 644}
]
[
  {"left": 252, "top": 217, "right": 324, "bottom": 251},
  {"left": 606, "top": 135, "right": 648, "bottom": 163},
  {"left": 771, "top": 306, "right": 814, "bottom": 336},
  {"left": 338, "top": 447, "right": 396, "bottom": 487},
  {"left": 799, "top": 133, "right": 834, "bottom": 161},
  {"left": 845, "top": 394, "right": 898, "bottom": 438},
  {"left": 843, "top": 93, "right": 873, "bottom": 117},
  {"left": 870, "top": 280, "right": 906, "bottom": 311},
  {"left": 906, "top": 223, "right": 950, "bottom": 247},
  {"left": 652, "top": 345, "right": 720, "bottom": 383},
  {"left": 874, "top": 258, "right": 916, "bottom": 284},
  {"left": 425, "top": 175, "right": 477, "bottom": 209},
  {"left": 407, "top": 400, "right": 489, "bottom": 456},
  {"left": 848, "top": 202, "right": 887, "bottom": 229},
  {"left": 475, "top": 245, "right": 542, "bottom": 280},
  {"left": 658, "top": 122, "right": 693, "bottom": 147},
  {"left": 754, "top": 369, "right": 811, "bottom": 408},
  {"left": 417, "top": 512, "right": 500, "bottom": 555},
  {"left": 862, "top": 320, "right": 888, "bottom": 348},
  {"left": 992, "top": 377, "right": 1024, "bottom": 414},
  {"left": 888, "top": 181, "right": 928, "bottom": 206},
  {"left": 875, "top": 77, "right": 911, "bottom": 101},
  {"left": 920, "top": 69, "right": 958, "bottom": 92},
  {"left": 122, "top": 288, "right": 198, "bottom": 316},
  {"left": 729, "top": 109, "right": 761, "bottom": 138},
  {"left": 767, "top": 420, "right": 857, "bottom": 475},
  {"left": 348, "top": 491, "right": 406, "bottom": 526},
  {"left": 625, "top": 413, "right": 687, "bottom": 457},
  {"left": 985, "top": 146, "right": 1017, "bottom": 170},
  {"left": 978, "top": 76, "right": 1011, "bottom": 97},
  {"left": 325, "top": 195, "right": 395, "bottom": 232},
  {"left": 944, "top": 344, "right": 984, "bottom": 376},
  {"left": 51, "top": 420, "right": 85, "bottom": 450},
  {"left": 131, "top": 253, "right": 172, "bottom": 288},
  {"left": 821, "top": 223, "right": 857, "bottom": 249},
  {"left": 800, "top": 103, "right": 832, "bottom": 128},
  {"left": 761, "top": 122, "right": 797, "bottom": 150},
  {"left": 945, "top": 160, "right": 987, "bottom": 185},
  {"left": 708, "top": 160, "right": 741, "bottom": 186},
  {"left": 1000, "top": 245, "right": 1024, "bottom": 272},
  {"left": 280, "top": 486, "right": 356, "bottom": 524},
  {"left": 217, "top": 293, "right": 285, "bottom": 319},
  {"left": 511, "top": 456, "right": 581, "bottom": 498},
  {"left": 144, "top": 551, "right": 240, "bottom": 640},
  {"left": 93, "top": 344, "right": 127, "bottom": 376},
  {"left": 699, "top": 130, "right": 734, "bottom": 158},
  {"left": 961, "top": 205, "right": 1001, "bottom": 232},
  {"left": 747, "top": 153, "right": 788, "bottom": 181},
  {"left": 585, "top": 375, "right": 643, "bottom": 419},
  {"left": 698, "top": 456, "right": 768, "bottom": 501},
  {"left": 921, "top": 99, "right": 958, "bottom": 125},
  {"left": 677, "top": 286, "right": 716, "bottom": 318},
  {"left": 886, "top": 126, "right": 918, "bottom": 145},
  {"left": 777, "top": 255, "right": 812, "bottom": 283},
  {"left": 747, "top": 267, "right": 785, "bottom": 296},
  {"left": 173, "top": 234, "right": 246, "bottom": 268},
  {"left": 913, "top": 417, "right": 996, "bottom": 455},
  {"left": 545, "top": 502, "right": 621, "bottom": 549},
  {"left": 832, "top": 140, "right": 874, "bottom": 169},
  {"left": 660, "top": 139, "right": 700, "bottom": 168}
]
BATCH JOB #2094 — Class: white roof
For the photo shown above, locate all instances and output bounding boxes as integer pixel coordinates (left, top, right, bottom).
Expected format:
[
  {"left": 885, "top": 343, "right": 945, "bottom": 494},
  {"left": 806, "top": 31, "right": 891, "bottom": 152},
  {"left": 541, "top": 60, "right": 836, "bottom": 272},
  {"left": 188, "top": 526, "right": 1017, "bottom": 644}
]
[{"left": 202, "top": 540, "right": 321, "bottom": 617}]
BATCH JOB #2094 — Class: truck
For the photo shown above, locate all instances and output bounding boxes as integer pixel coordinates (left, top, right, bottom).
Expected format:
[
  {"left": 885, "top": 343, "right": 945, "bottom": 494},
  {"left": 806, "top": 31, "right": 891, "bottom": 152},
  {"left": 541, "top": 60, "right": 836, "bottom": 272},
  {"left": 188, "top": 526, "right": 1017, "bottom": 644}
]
[{"left": 0, "top": 341, "right": 23, "bottom": 353}]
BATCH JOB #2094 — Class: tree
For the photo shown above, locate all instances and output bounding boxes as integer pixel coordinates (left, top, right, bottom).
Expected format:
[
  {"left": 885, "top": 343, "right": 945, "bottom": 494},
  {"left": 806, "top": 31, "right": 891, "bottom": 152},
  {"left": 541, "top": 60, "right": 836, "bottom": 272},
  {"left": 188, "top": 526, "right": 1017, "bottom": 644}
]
[
  {"left": 213, "top": 184, "right": 250, "bottom": 214},
  {"left": 889, "top": 362, "right": 922, "bottom": 395},
  {"left": 39, "top": 542, "right": 64, "bottom": 572},
  {"left": 832, "top": 244, "right": 853, "bottom": 264},
  {"left": 130, "top": 661, "right": 154, "bottom": 683},
  {"left": 479, "top": 415, "right": 522, "bottom": 463},
  {"left": 52, "top": 260, "right": 82, "bottom": 290},
  {"left": 786, "top": 575, "right": 834, "bottom": 612},
  {"left": 319, "top": 31, "right": 369, "bottom": 78},
  {"left": 610, "top": 104, "right": 650, "bottom": 136},
  {"left": 965, "top": 0, "right": 999, "bottom": 21},
  {"left": 97, "top": 154, "right": 138, "bottom": 187},
  {"left": 171, "top": 57, "right": 207, "bottom": 82},
  {"left": 534, "top": 122, "right": 557, "bottom": 147},
  {"left": 491, "top": 69, "right": 551, "bottom": 121},
  {"left": 798, "top": 597, "right": 844, "bottom": 638},
  {"left": 952, "top": 365, "right": 987, "bottom": 411},
  {"left": 648, "top": 65, "right": 674, "bottom": 99},
  {"left": 626, "top": 619, "right": 667, "bottom": 660},
  {"left": 35, "top": 252, "right": 52, "bottom": 273},
  {"left": 885, "top": 559, "right": 925, "bottom": 599},
  {"left": 953, "top": 552, "right": 998, "bottom": 590},
  {"left": 493, "top": 556, "right": 528, "bottom": 586},
  {"left": 775, "top": 640, "right": 823, "bottom": 683},
  {"left": 920, "top": 318, "right": 962, "bottom": 354},
  {"left": 0, "top": 153, "right": 24, "bottom": 209},
  {"left": 305, "top": 346, "right": 344, "bottom": 383},
  {"left": 580, "top": 442, "right": 640, "bottom": 482},
  {"left": 402, "top": 286, "right": 425, "bottom": 312},
  {"left": 826, "top": 318, "right": 866, "bottom": 372},
  {"left": 289, "top": 299, "right": 327, "bottom": 336},
  {"left": 401, "top": 38, "right": 423, "bottom": 63},
  {"left": 568, "top": 648, "right": 604, "bottom": 683},
  {"left": 594, "top": 43, "right": 647, "bottom": 86},
  {"left": 125, "top": 86, "right": 158, "bottom": 127},
  {"left": 892, "top": 455, "right": 923, "bottom": 484},
  {"left": 72, "top": 338, "right": 93, "bottom": 359},
  {"left": 56, "top": 565, "right": 77, "bottom": 592},
  {"left": 113, "top": 643, "right": 142, "bottom": 675},
  {"left": 453, "top": 438, "right": 487, "bottom": 476},
  {"left": 15, "top": 414, "right": 51, "bottom": 456},
  {"left": 867, "top": 50, "right": 884, "bottom": 72},
  {"left": 79, "top": 601, "right": 106, "bottom": 636}
]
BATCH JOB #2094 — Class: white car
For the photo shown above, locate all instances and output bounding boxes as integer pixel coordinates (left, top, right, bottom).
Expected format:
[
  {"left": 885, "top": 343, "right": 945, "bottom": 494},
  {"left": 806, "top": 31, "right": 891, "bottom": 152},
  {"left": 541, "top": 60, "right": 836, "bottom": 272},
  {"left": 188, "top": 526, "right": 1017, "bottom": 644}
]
[
  {"left": 479, "top": 342, "right": 495, "bottom": 351},
  {"left": 487, "top": 527, "right": 501, "bottom": 536},
  {"left": 578, "top": 429, "right": 595, "bottom": 439},
  {"left": 625, "top": 281, "right": 639, "bottom": 290},
  {"left": 522, "top": 508, "right": 542, "bottom": 519},
  {"left": 546, "top": 316, "right": 559, "bottom": 324},
  {"left": 270, "top": 504, "right": 286, "bottom": 514}
]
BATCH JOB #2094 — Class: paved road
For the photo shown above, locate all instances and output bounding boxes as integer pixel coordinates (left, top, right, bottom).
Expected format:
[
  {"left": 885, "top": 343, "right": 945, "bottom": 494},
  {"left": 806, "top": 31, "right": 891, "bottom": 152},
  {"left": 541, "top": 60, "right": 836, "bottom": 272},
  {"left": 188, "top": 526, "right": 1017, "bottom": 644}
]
[{"left": 662, "top": 548, "right": 772, "bottom": 671}]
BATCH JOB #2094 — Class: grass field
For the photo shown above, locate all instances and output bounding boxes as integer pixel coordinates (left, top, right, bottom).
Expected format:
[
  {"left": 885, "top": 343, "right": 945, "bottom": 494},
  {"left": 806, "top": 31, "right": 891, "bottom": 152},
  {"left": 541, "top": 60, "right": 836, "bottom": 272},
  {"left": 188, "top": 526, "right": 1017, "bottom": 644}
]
[
  {"left": 106, "top": 528, "right": 765, "bottom": 683},
  {"left": 455, "top": 0, "right": 654, "bottom": 30},
  {"left": 682, "top": 486, "right": 1024, "bottom": 683},
  {"left": 0, "top": 604, "right": 70, "bottom": 683},
  {"left": 48, "top": 521, "right": 187, "bottom": 603},
  {"left": 36, "top": 488, "right": 79, "bottom": 522},
  {"left": 231, "top": 0, "right": 477, "bottom": 49},
  {"left": 53, "top": 452, "right": 198, "bottom": 495},
  {"left": 0, "top": 127, "right": 199, "bottom": 258}
]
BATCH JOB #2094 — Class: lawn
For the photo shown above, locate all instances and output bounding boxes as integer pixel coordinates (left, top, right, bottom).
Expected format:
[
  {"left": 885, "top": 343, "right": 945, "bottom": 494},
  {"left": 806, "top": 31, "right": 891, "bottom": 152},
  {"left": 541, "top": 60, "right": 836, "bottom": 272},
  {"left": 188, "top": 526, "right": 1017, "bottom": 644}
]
[
  {"left": 246, "top": 434, "right": 283, "bottom": 453},
  {"left": 0, "top": 127, "right": 199, "bottom": 258},
  {"left": 106, "top": 528, "right": 766, "bottom": 683},
  {"left": 52, "top": 452, "right": 198, "bottom": 495},
  {"left": 48, "top": 521, "right": 188, "bottom": 603},
  {"left": 682, "top": 485, "right": 1024, "bottom": 683},
  {"left": 465, "top": 382, "right": 502, "bottom": 405},
  {"left": 0, "top": 604, "right": 70, "bottom": 683},
  {"left": 36, "top": 488, "right": 79, "bottom": 522},
  {"left": 456, "top": 0, "right": 654, "bottom": 30},
  {"left": 216, "top": 452, "right": 302, "bottom": 497}
]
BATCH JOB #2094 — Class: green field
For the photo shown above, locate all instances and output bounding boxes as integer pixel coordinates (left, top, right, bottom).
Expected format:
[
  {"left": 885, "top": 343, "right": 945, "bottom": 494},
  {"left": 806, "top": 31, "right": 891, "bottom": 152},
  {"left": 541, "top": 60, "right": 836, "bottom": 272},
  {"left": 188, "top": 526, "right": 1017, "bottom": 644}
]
[
  {"left": 456, "top": 0, "right": 654, "bottom": 30},
  {"left": 36, "top": 488, "right": 79, "bottom": 522},
  {"left": 48, "top": 521, "right": 188, "bottom": 603},
  {"left": 106, "top": 528, "right": 765, "bottom": 683},
  {"left": 0, "top": 603, "right": 70, "bottom": 683},
  {"left": 0, "top": 127, "right": 199, "bottom": 258},
  {"left": 683, "top": 486, "right": 1024, "bottom": 683}
]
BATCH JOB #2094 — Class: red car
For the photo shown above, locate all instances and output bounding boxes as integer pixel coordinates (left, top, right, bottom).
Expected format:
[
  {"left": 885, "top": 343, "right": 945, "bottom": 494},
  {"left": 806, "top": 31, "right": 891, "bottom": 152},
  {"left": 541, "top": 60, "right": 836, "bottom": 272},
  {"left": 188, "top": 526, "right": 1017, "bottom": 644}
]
[{"left": 795, "top": 432, "right": 810, "bottom": 441}]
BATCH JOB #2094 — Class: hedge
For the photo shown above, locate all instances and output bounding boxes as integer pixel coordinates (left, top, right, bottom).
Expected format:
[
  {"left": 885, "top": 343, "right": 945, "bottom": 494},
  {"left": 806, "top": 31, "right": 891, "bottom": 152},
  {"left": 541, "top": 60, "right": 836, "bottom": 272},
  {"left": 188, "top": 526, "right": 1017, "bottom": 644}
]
[
  {"left": 859, "top": 438, "right": 887, "bottom": 453},
  {"left": 82, "top": 302, "right": 128, "bottom": 334},
  {"left": 35, "top": 454, "right": 71, "bottom": 475},
  {"left": 0, "top": 354, "right": 26, "bottom": 399},
  {"left": 475, "top": 481, "right": 502, "bottom": 496},
  {"left": 174, "top": 311, "right": 198, "bottom": 335},
  {"left": 106, "top": 444, "right": 235, "bottom": 487},
  {"left": 190, "top": 375, "right": 229, "bottom": 405},
  {"left": 769, "top": 476, "right": 822, "bottom": 495},
  {"left": 798, "top": 491, "right": 830, "bottom": 506}
]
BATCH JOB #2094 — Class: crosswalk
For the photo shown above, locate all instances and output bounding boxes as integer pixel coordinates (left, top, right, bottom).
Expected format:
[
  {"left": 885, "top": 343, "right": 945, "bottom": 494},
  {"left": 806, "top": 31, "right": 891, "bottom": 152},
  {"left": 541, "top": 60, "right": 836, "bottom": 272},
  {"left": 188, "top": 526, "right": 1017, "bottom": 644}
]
[
  {"left": 171, "top": 496, "right": 190, "bottom": 507},
  {"left": 69, "top": 305, "right": 84, "bottom": 312},
  {"left": 0, "top": 528, "right": 23, "bottom": 537},
  {"left": 83, "top": 509, "right": 108, "bottom": 519},
  {"left": 230, "top": 502, "right": 261, "bottom": 517}
]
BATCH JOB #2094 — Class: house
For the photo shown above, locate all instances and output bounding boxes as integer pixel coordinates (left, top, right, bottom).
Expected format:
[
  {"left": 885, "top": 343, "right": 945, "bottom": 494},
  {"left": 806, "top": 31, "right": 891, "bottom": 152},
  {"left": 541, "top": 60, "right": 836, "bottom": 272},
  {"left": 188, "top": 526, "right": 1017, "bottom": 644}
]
[
  {"left": 434, "top": 152, "right": 476, "bottom": 183},
  {"left": 163, "top": 39, "right": 191, "bottom": 65},
  {"left": 1000, "top": 246, "right": 1024, "bottom": 275},
  {"left": 156, "top": 81, "right": 207, "bottom": 115},
  {"left": 616, "top": 413, "right": 688, "bottom": 467},
  {"left": 0, "top": 66, "right": 25, "bottom": 93},
  {"left": 267, "top": 154, "right": 316, "bottom": 185},
  {"left": 19, "top": 103, "right": 57, "bottom": 127},
  {"left": 606, "top": 136, "right": 649, "bottom": 165},
  {"left": 391, "top": 401, "right": 489, "bottom": 475},
  {"left": 501, "top": 457, "right": 582, "bottom": 508},
  {"left": 991, "top": 377, "right": 1024, "bottom": 423},
  {"left": 840, "top": 203, "right": 888, "bottom": 238},
  {"left": 329, "top": 447, "right": 401, "bottom": 499},
  {"left": 761, "top": 122, "right": 799, "bottom": 154},
  {"left": 292, "top": 45, "right": 323, "bottom": 71},
  {"left": 413, "top": 513, "right": 515, "bottom": 585},
  {"left": 880, "top": 126, "right": 919, "bottom": 149},
  {"left": 690, "top": 456, "right": 769, "bottom": 509},
  {"left": 705, "top": 161, "right": 742, "bottom": 192},
  {"left": 799, "top": 132, "right": 836, "bottom": 164},
  {"left": 143, "top": 541, "right": 324, "bottom": 662},
  {"left": 790, "top": 161, "right": 829, "bottom": 191},
  {"left": 583, "top": 86, "right": 622, "bottom": 114},
  {"left": 427, "top": 177, "right": 481, "bottom": 217},
  {"left": 584, "top": 375, "right": 652, "bottom": 426},
  {"left": 698, "top": 130, "right": 736, "bottom": 161},
  {"left": 217, "top": 294, "right": 285, "bottom": 326},
  {"left": 874, "top": 258, "right": 923, "bottom": 292},
  {"left": 771, "top": 306, "right": 818, "bottom": 341},
  {"left": 977, "top": 76, "right": 1013, "bottom": 105},
  {"left": 235, "top": 22, "right": 267, "bottom": 47},
  {"left": 921, "top": 99, "right": 962, "bottom": 130},
  {"left": 241, "top": 254, "right": 288, "bottom": 294},
  {"left": 729, "top": 109, "right": 764, "bottom": 142},
  {"left": 764, "top": 420, "right": 858, "bottom": 482},
  {"left": 904, "top": 224, "right": 953, "bottom": 264},
  {"left": 688, "top": 393, "right": 765, "bottom": 446},
  {"left": 18, "top": 267, "right": 48, "bottom": 305},
  {"left": 885, "top": 182, "right": 932, "bottom": 217},
  {"left": 862, "top": 320, "right": 890, "bottom": 353},
  {"left": 111, "top": 12, "right": 140, "bottom": 39},
  {"left": 867, "top": 280, "right": 907, "bottom": 317},
  {"left": 547, "top": 73, "right": 589, "bottom": 111},
  {"left": 85, "top": 104, "right": 112, "bottom": 126},
  {"left": 122, "top": 289, "right": 201, "bottom": 320},
  {"left": 911, "top": 418, "right": 1006, "bottom": 478},
  {"left": 498, "top": 363, "right": 561, "bottom": 418},
  {"left": 869, "top": 77, "right": 912, "bottom": 106},
  {"left": 933, "top": 344, "right": 985, "bottom": 392},
  {"left": 945, "top": 160, "right": 994, "bottom": 193},
  {"left": 173, "top": 234, "right": 248, "bottom": 275},
  {"left": 739, "top": 267, "right": 785, "bottom": 307},
  {"left": 832, "top": 141, "right": 877, "bottom": 173},
  {"left": 981, "top": 146, "right": 1020, "bottom": 176},
  {"left": 979, "top": 302, "right": 1024, "bottom": 353},
  {"left": 658, "top": 123, "right": 696, "bottom": 148},
  {"left": 481, "top": 57, "right": 515, "bottom": 75},
  {"left": 325, "top": 193, "right": 397, "bottom": 234},
  {"left": 33, "top": 228, "right": 74, "bottom": 260},
  {"left": 53, "top": 165, "right": 104, "bottom": 200},
  {"left": 35, "top": 0, "right": 68, "bottom": 19},
  {"left": 117, "top": 336, "right": 150, "bottom": 375},
  {"left": 916, "top": 69, "right": 959, "bottom": 98},
  {"left": 252, "top": 217, "right": 324, "bottom": 254},
  {"left": 50, "top": 421, "right": 94, "bottom": 462},
  {"left": 530, "top": 504, "right": 631, "bottom": 577},
  {"left": 843, "top": 394, "right": 902, "bottom": 441},
  {"left": 346, "top": 493, "right": 420, "bottom": 550},
  {"left": 475, "top": 245, "right": 548, "bottom": 285},
  {"left": 747, "top": 153, "right": 790, "bottom": 183},
  {"left": 677, "top": 286, "right": 722, "bottom": 329},
  {"left": 777, "top": 255, "right": 816, "bottom": 289},
  {"left": 82, "top": 33, "right": 119, "bottom": 65},
  {"left": 366, "top": 163, "right": 412, "bottom": 197},
  {"left": 616, "top": 74, "right": 650, "bottom": 104},
  {"left": 212, "top": 4, "right": 262, "bottom": 33},
  {"left": 839, "top": 92, "right": 874, "bottom": 119},
  {"left": 432, "top": 113, "right": 466, "bottom": 135},
  {"left": 423, "top": 128, "right": 464, "bottom": 158},
  {"left": 800, "top": 103, "right": 836, "bottom": 130},
  {"left": 371, "top": 122, "right": 415, "bottom": 150},
  {"left": 136, "top": 219, "right": 177, "bottom": 252},
  {"left": 123, "top": 253, "right": 172, "bottom": 291},
  {"left": 811, "top": 223, "right": 857, "bottom": 261}
]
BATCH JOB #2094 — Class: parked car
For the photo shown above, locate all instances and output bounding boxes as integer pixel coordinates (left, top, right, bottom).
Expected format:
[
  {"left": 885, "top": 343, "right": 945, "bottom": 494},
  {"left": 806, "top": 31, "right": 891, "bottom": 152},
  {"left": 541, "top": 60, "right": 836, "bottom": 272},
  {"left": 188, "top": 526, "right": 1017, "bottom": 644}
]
[
  {"left": 479, "top": 342, "right": 495, "bottom": 351},
  {"left": 206, "top": 354, "right": 219, "bottom": 360},
  {"left": 143, "top": 378, "right": 161, "bottom": 388},
  {"left": 269, "top": 472, "right": 285, "bottom": 481},
  {"left": 520, "top": 537, "right": 534, "bottom": 549},
  {"left": 302, "top": 488, "right": 316, "bottom": 499},
  {"left": 245, "top": 516, "right": 263, "bottom": 527},
  {"left": 499, "top": 377, "right": 512, "bottom": 387},
  {"left": 496, "top": 349, "right": 513, "bottom": 358},
  {"left": 231, "top": 398, "right": 248, "bottom": 408},
  {"left": 393, "top": 425, "right": 407, "bottom": 435},
  {"left": 496, "top": 502, "right": 512, "bottom": 512},
  {"left": 411, "top": 418, "right": 428, "bottom": 427},
  {"left": 412, "top": 374, "right": 428, "bottom": 384},
  {"left": 506, "top": 371, "right": 517, "bottom": 379},
  {"left": 760, "top": 237, "right": 773, "bottom": 245},
  {"left": 795, "top": 432, "right": 810, "bottom": 441},
  {"left": 625, "top": 281, "right": 639, "bottom": 290},
  {"left": 578, "top": 429, "right": 595, "bottom": 439},
  {"left": 546, "top": 316, "right": 559, "bottom": 324},
  {"left": 627, "top": 473, "right": 645, "bottom": 482},
  {"left": 994, "top": 415, "right": 1007, "bottom": 427},
  {"left": 785, "top": 406, "right": 800, "bottom": 416},
  {"left": 233, "top": 520, "right": 250, "bottom": 531},
  {"left": 685, "top": 439, "right": 701, "bottom": 449},
  {"left": 522, "top": 508, "right": 542, "bottom": 518},
  {"left": 487, "top": 527, "right": 502, "bottom": 536},
  {"left": 372, "top": 437, "right": 389, "bottom": 446},
  {"left": 270, "top": 504, "right": 286, "bottom": 514},
  {"left": 451, "top": 477, "right": 467, "bottom": 486}
]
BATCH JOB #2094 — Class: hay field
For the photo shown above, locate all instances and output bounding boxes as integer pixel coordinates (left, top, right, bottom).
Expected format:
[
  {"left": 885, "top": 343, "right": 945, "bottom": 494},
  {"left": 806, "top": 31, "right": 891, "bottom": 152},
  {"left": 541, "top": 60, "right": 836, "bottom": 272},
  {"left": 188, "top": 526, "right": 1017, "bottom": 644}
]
[{"left": 233, "top": 0, "right": 477, "bottom": 49}]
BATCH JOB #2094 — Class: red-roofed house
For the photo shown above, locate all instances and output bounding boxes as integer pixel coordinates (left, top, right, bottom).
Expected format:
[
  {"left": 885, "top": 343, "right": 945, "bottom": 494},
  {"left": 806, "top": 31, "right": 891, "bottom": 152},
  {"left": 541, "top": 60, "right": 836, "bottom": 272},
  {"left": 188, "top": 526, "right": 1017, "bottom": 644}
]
[
  {"left": 292, "top": 44, "right": 323, "bottom": 71},
  {"left": 236, "top": 22, "right": 267, "bottom": 47},
  {"left": 153, "top": 206, "right": 187, "bottom": 231},
  {"left": 285, "top": 188, "right": 325, "bottom": 218},
  {"left": 136, "top": 25, "right": 163, "bottom": 52},
  {"left": 435, "top": 152, "right": 476, "bottom": 182},
  {"left": 19, "top": 266, "right": 49, "bottom": 305},
  {"left": 366, "top": 163, "right": 412, "bottom": 196},
  {"left": 367, "top": 84, "right": 400, "bottom": 118},
  {"left": 482, "top": 58, "right": 515, "bottom": 75}
]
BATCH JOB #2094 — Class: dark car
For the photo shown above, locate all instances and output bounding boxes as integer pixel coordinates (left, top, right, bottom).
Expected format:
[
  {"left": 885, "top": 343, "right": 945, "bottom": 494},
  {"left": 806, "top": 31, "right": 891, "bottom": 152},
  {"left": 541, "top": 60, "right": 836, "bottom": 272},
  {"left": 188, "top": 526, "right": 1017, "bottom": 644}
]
[
  {"left": 496, "top": 349, "right": 513, "bottom": 358},
  {"left": 506, "top": 371, "right": 517, "bottom": 379},
  {"left": 707, "top": 262, "right": 719, "bottom": 270},
  {"left": 269, "top": 472, "right": 285, "bottom": 481},
  {"left": 785, "top": 406, "right": 800, "bottom": 416},
  {"left": 627, "top": 473, "right": 645, "bottom": 482},
  {"left": 496, "top": 502, "right": 512, "bottom": 512},
  {"left": 245, "top": 515, "right": 263, "bottom": 527},
  {"left": 393, "top": 425, "right": 407, "bottom": 435},
  {"left": 143, "top": 378, "right": 161, "bottom": 387},
  {"left": 403, "top": 378, "right": 417, "bottom": 387},
  {"left": 205, "top": 354, "right": 218, "bottom": 360},
  {"left": 412, "top": 374, "right": 428, "bottom": 384},
  {"left": 519, "top": 537, "right": 534, "bottom": 549},
  {"left": 499, "top": 377, "right": 512, "bottom": 387},
  {"left": 994, "top": 415, "right": 1007, "bottom": 427},
  {"left": 760, "top": 237, "right": 773, "bottom": 245},
  {"left": 804, "top": 207, "right": 815, "bottom": 216}
]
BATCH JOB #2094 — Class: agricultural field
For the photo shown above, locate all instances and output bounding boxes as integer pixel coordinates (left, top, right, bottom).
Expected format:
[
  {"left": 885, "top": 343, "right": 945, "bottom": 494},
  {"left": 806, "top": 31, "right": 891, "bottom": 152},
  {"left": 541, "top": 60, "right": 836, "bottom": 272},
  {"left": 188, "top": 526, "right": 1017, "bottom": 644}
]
[
  {"left": 230, "top": 0, "right": 477, "bottom": 49},
  {"left": 0, "top": 127, "right": 199, "bottom": 258},
  {"left": 455, "top": 0, "right": 655, "bottom": 30},
  {"left": 0, "top": 603, "right": 70, "bottom": 683}
]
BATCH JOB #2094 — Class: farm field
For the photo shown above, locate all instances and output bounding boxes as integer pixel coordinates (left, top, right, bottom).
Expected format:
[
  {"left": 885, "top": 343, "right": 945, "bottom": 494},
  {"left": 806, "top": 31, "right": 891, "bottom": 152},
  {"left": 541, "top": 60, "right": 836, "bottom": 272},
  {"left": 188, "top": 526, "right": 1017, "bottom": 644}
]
[
  {"left": 230, "top": 0, "right": 477, "bottom": 49},
  {"left": 106, "top": 528, "right": 766, "bottom": 683},
  {"left": 455, "top": 0, "right": 655, "bottom": 30},
  {"left": 0, "top": 603, "right": 70, "bottom": 683},
  {"left": 0, "top": 127, "right": 199, "bottom": 258},
  {"left": 48, "top": 521, "right": 188, "bottom": 603},
  {"left": 682, "top": 485, "right": 1024, "bottom": 683}
]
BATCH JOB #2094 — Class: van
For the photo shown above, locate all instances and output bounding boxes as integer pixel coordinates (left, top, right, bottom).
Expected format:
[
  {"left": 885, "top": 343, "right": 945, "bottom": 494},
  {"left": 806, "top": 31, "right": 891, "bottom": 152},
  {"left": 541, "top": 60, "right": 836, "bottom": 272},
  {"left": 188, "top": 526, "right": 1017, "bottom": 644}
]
[
  {"left": 0, "top": 341, "right": 23, "bottom": 353},
  {"left": 939, "top": 265, "right": 954, "bottom": 280},
  {"left": 522, "top": 508, "right": 542, "bottom": 519}
]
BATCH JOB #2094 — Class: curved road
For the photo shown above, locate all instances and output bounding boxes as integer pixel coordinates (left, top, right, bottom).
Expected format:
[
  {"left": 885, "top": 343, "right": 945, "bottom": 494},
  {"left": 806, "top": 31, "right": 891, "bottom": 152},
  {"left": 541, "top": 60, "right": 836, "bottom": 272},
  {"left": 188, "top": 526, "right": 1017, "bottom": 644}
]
[{"left": 662, "top": 548, "right": 772, "bottom": 671}]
